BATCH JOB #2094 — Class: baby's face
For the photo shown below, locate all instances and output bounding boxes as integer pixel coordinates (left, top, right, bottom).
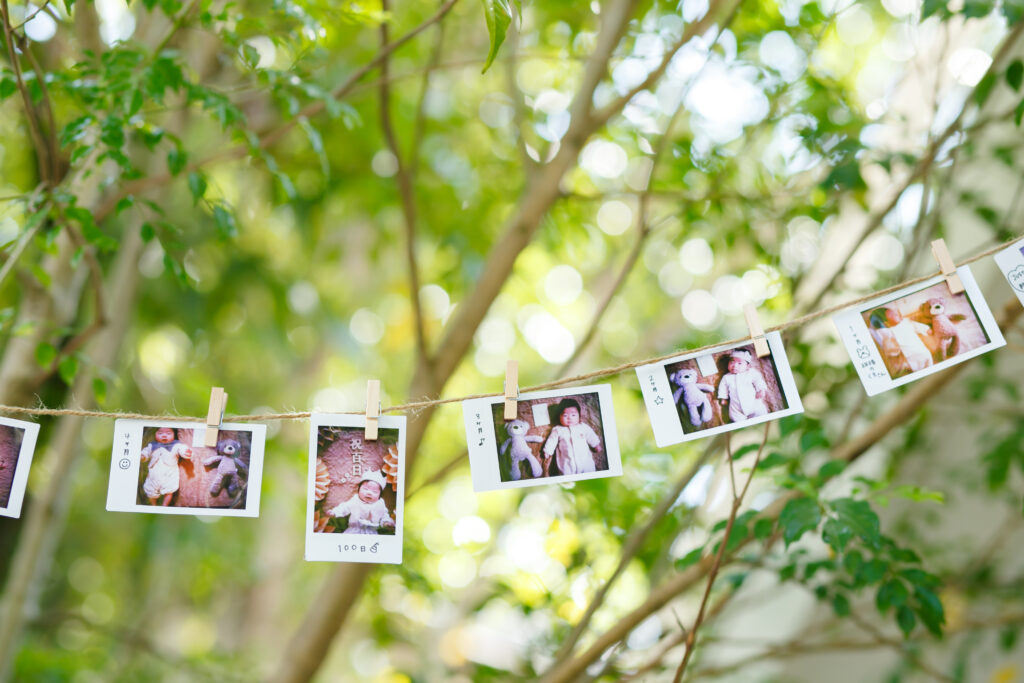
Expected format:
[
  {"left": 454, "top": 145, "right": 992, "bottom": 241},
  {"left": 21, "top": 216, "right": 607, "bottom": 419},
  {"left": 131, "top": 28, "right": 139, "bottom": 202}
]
[
  {"left": 885, "top": 308, "right": 901, "bottom": 326},
  {"left": 358, "top": 481, "right": 382, "bottom": 504},
  {"left": 154, "top": 428, "right": 175, "bottom": 444},
  {"left": 728, "top": 357, "right": 749, "bottom": 374},
  {"left": 560, "top": 407, "right": 580, "bottom": 427}
]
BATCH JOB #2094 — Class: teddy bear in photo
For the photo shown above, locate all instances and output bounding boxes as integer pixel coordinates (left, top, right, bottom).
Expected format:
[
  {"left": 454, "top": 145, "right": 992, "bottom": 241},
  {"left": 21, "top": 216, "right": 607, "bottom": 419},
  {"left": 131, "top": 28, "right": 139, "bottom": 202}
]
[
  {"left": 204, "top": 438, "right": 248, "bottom": 499},
  {"left": 670, "top": 368, "right": 715, "bottom": 428},
  {"left": 500, "top": 419, "right": 545, "bottom": 480},
  {"left": 914, "top": 297, "right": 964, "bottom": 361}
]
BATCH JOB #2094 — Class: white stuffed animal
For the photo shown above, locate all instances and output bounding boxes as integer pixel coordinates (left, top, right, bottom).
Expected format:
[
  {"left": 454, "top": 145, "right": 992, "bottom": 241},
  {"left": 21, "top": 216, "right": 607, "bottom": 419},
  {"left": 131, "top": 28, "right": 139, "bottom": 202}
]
[
  {"left": 669, "top": 369, "right": 715, "bottom": 428},
  {"left": 500, "top": 419, "right": 544, "bottom": 480}
]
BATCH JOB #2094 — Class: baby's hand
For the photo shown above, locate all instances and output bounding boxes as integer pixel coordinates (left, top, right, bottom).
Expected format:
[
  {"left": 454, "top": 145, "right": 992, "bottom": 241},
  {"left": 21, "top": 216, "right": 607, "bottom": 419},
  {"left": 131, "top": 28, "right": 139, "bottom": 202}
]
[
  {"left": 380, "top": 518, "right": 396, "bottom": 530},
  {"left": 719, "top": 399, "right": 728, "bottom": 407}
]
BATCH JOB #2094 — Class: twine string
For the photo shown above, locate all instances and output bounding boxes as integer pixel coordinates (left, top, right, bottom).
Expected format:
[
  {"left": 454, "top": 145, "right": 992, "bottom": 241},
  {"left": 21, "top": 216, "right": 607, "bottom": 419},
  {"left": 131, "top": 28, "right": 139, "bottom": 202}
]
[{"left": 0, "top": 234, "right": 1019, "bottom": 424}]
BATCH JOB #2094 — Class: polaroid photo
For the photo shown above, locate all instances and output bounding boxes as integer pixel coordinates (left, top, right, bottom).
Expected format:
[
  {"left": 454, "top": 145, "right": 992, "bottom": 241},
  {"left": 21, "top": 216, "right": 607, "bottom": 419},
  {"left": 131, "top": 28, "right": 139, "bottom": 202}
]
[
  {"left": 993, "top": 238, "right": 1024, "bottom": 308},
  {"left": 832, "top": 266, "right": 1005, "bottom": 396},
  {"left": 636, "top": 331, "right": 803, "bottom": 448},
  {"left": 463, "top": 384, "right": 622, "bottom": 492},
  {"left": 305, "top": 413, "right": 405, "bottom": 564},
  {"left": 106, "top": 420, "right": 266, "bottom": 517},
  {"left": 0, "top": 416, "right": 41, "bottom": 519}
]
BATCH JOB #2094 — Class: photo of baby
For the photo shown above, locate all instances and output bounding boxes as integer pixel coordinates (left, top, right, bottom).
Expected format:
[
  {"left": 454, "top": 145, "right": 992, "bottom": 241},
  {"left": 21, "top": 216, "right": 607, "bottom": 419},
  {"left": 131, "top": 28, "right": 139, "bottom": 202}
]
[
  {"left": 0, "top": 424, "right": 26, "bottom": 510},
  {"left": 491, "top": 392, "right": 609, "bottom": 483},
  {"left": 305, "top": 414, "right": 405, "bottom": 564},
  {"left": 0, "top": 417, "right": 38, "bottom": 518},
  {"left": 833, "top": 266, "right": 1004, "bottom": 396},
  {"left": 861, "top": 282, "right": 991, "bottom": 380},
  {"left": 136, "top": 427, "right": 253, "bottom": 509},
  {"left": 311, "top": 426, "right": 399, "bottom": 536},
  {"left": 106, "top": 419, "right": 266, "bottom": 517},
  {"left": 636, "top": 332, "right": 804, "bottom": 447},
  {"left": 664, "top": 344, "right": 789, "bottom": 436},
  {"left": 463, "top": 384, "right": 622, "bottom": 492}
]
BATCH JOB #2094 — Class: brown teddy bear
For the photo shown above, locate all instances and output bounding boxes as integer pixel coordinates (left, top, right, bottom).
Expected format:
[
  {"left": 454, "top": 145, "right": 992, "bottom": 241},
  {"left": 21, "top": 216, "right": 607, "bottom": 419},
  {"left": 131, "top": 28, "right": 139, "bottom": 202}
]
[{"left": 914, "top": 298, "right": 964, "bottom": 361}]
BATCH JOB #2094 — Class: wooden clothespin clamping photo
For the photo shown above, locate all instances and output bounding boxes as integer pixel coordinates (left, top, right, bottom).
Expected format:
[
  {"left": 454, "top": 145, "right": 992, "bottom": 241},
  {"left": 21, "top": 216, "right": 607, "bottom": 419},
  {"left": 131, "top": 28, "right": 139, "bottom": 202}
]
[
  {"left": 205, "top": 387, "right": 228, "bottom": 447},
  {"left": 743, "top": 304, "right": 771, "bottom": 358},
  {"left": 504, "top": 360, "right": 519, "bottom": 420},
  {"left": 365, "top": 379, "right": 381, "bottom": 441},
  {"left": 931, "top": 238, "right": 965, "bottom": 295}
]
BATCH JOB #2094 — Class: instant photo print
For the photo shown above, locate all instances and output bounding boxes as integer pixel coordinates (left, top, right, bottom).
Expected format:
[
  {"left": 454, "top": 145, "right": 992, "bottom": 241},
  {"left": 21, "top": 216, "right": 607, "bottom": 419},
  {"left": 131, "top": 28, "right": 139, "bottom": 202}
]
[
  {"left": 106, "top": 419, "right": 266, "bottom": 517},
  {"left": 462, "top": 384, "right": 622, "bottom": 492},
  {"left": 832, "top": 266, "right": 1005, "bottom": 396},
  {"left": 636, "top": 332, "right": 803, "bottom": 447},
  {"left": 0, "top": 416, "right": 40, "bottom": 519},
  {"left": 305, "top": 413, "right": 405, "bottom": 564},
  {"left": 994, "top": 238, "right": 1024, "bottom": 308}
]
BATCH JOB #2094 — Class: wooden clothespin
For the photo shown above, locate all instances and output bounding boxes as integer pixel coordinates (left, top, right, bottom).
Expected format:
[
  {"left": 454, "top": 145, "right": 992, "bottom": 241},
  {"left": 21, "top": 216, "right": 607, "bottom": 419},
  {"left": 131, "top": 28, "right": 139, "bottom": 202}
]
[
  {"left": 930, "top": 238, "right": 965, "bottom": 295},
  {"left": 204, "top": 387, "right": 228, "bottom": 447},
  {"left": 365, "top": 379, "right": 381, "bottom": 440},
  {"left": 743, "top": 304, "right": 771, "bottom": 358},
  {"left": 504, "top": 360, "right": 519, "bottom": 420}
]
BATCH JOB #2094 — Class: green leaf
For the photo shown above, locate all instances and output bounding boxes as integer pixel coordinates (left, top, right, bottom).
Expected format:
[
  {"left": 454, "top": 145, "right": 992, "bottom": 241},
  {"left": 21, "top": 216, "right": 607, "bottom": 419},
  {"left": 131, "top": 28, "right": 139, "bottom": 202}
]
[
  {"left": 675, "top": 547, "right": 703, "bottom": 570},
  {"left": 921, "top": 0, "right": 947, "bottom": 18},
  {"left": 822, "top": 518, "right": 853, "bottom": 553},
  {"left": 35, "top": 342, "right": 57, "bottom": 368},
  {"left": 93, "top": 377, "right": 107, "bottom": 404},
  {"left": 799, "top": 429, "right": 829, "bottom": 453},
  {"left": 816, "top": 459, "right": 847, "bottom": 480},
  {"left": 963, "top": 0, "right": 994, "bottom": 17},
  {"left": 1008, "top": 60, "right": 1024, "bottom": 91},
  {"left": 896, "top": 606, "right": 916, "bottom": 637},
  {"left": 0, "top": 77, "right": 16, "bottom": 101},
  {"left": 756, "top": 452, "right": 789, "bottom": 470},
  {"left": 779, "top": 497, "right": 821, "bottom": 547},
  {"left": 1015, "top": 98, "right": 1024, "bottom": 127},
  {"left": 731, "top": 443, "right": 761, "bottom": 460},
  {"left": 58, "top": 355, "right": 79, "bottom": 384},
  {"left": 829, "top": 498, "right": 881, "bottom": 550},
  {"left": 167, "top": 147, "right": 187, "bottom": 176},
  {"left": 480, "top": 0, "right": 517, "bottom": 73},
  {"left": 831, "top": 593, "right": 851, "bottom": 616},
  {"left": 187, "top": 172, "right": 208, "bottom": 205},
  {"left": 753, "top": 517, "right": 775, "bottom": 540},
  {"left": 212, "top": 205, "right": 237, "bottom": 239},
  {"left": 913, "top": 586, "right": 945, "bottom": 636},
  {"left": 974, "top": 73, "right": 997, "bottom": 107},
  {"left": 1003, "top": 0, "right": 1024, "bottom": 23},
  {"left": 140, "top": 222, "right": 156, "bottom": 242},
  {"left": 875, "top": 579, "right": 908, "bottom": 614}
]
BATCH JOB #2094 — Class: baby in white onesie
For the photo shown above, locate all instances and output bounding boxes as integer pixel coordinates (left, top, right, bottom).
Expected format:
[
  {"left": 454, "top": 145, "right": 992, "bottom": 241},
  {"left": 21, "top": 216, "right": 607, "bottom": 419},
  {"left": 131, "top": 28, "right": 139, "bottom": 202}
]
[
  {"left": 327, "top": 470, "right": 395, "bottom": 534},
  {"left": 717, "top": 349, "right": 770, "bottom": 423},
  {"left": 543, "top": 399, "right": 602, "bottom": 476},
  {"left": 880, "top": 307, "right": 933, "bottom": 373}
]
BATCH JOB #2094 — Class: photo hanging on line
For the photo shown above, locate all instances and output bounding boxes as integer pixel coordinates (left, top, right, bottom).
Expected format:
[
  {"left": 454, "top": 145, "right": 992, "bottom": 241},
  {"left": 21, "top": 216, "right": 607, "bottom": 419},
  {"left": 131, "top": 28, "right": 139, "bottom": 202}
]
[
  {"left": 0, "top": 416, "right": 41, "bottom": 519},
  {"left": 106, "top": 419, "right": 266, "bottom": 517},
  {"left": 305, "top": 413, "right": 405, "bottom": 564},
  {"left": 462, "top": 384, "right": 622, "bottom": 492},
  {"left": 635, "top": 331, "right": 804, "bottom": 448},
  {"left": 993, "top": 238, "right": 1024, "bottom": 308},
  {"left": 832, "top": 265, "right": 1005, "bottom": 396}
]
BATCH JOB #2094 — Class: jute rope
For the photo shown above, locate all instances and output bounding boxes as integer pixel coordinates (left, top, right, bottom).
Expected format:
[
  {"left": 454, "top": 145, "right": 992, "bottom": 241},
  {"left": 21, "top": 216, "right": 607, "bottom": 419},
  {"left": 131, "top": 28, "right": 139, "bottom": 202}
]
[{"left": 0, "top": 234, "right": 1020, "bottom": 423}]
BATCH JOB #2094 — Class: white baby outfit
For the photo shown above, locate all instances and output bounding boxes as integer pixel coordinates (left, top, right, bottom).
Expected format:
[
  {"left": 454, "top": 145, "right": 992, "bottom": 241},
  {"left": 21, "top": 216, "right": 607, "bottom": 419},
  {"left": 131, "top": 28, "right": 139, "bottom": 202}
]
[
  {"left": 717, "top": 369, "right": 769, "bottom": 423},
  {"left": 886, "top": 319, "right": 932, "bottom": 372},
  {"left": 328, "top": 495, "right": 391, "bottom": 535},
  {"left": 543, "top": 423, "right": 601, "bottom": 475},
  {"left": 141, "top": 440, "right": 190, "bottom": 498}
]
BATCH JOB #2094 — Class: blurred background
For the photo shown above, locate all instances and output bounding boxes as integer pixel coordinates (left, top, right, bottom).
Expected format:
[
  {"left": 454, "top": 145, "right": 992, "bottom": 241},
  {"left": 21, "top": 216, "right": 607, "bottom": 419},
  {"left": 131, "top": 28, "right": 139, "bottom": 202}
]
[{"left": 0, "top": 0, "right": 1023, "bottom": 680}]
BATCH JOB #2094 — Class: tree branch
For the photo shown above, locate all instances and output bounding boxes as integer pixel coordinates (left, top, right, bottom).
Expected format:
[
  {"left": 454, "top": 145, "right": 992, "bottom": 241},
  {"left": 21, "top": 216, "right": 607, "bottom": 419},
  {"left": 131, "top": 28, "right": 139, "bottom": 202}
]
[{"left": 379, "top": 0, "right": 430, "bottom": 368}]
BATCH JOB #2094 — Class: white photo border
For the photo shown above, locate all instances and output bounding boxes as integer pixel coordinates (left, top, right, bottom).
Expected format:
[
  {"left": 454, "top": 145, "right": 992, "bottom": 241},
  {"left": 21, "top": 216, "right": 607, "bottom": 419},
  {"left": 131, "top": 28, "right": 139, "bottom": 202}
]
[
  {"left": 994, "top": 238, "right": 1024, "bottom": 308},
  {"left": 0, "top": 416, "right": 40, "bottom": 519},
  {"left": 635, "top": 331, "right": 804, "bottom": 448},
  {"left": 462, "top": 384, "right": 622, "bottom": 492},
  {"left": 832, "top": 266, "right": 1005, "bottom": 396},
  {"left": 105, "top": 419, "right": 266, "bottom": 517},
  {"left": 305, "top": 413, "right": 406, "bottom": 564}
]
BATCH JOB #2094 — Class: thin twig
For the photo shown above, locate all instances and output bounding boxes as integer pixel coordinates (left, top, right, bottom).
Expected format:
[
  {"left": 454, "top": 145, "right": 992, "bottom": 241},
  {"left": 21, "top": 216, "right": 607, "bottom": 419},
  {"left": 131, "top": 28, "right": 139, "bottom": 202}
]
[
  {"left": 379, "top": 0, "right": 429, "bottom": 368},
  {"left": 673, "top": 425, "right": 769, "bottom": 681}
]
